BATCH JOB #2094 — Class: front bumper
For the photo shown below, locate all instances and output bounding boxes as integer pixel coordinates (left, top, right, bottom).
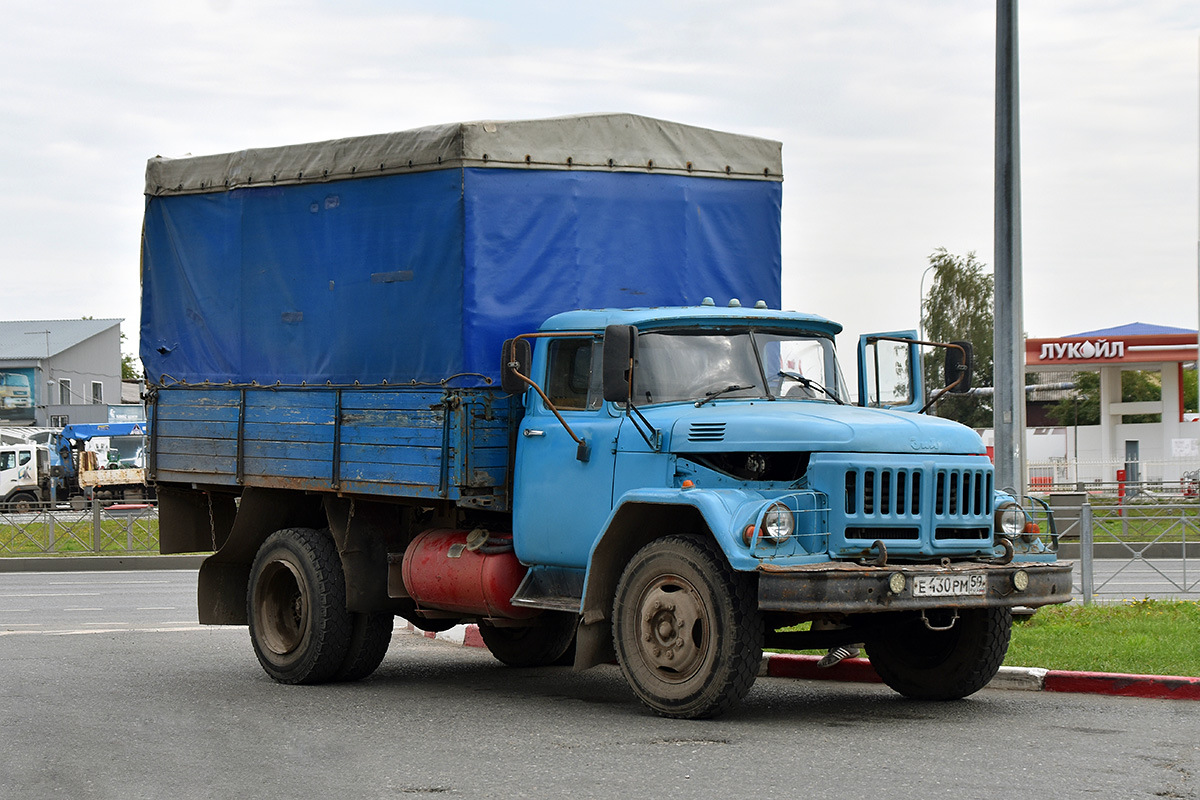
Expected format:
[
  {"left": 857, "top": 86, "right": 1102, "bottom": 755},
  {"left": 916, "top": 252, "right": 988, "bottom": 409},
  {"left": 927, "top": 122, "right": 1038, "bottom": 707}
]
[{"left": 758, "top": 560, "right": 1073, "bottom": 614}]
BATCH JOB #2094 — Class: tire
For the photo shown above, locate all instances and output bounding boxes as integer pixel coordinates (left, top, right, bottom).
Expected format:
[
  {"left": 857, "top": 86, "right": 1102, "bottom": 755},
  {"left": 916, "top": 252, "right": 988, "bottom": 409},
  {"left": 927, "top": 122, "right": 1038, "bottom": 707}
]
[
  {"left": 478, "top": 612, "right": 578, "bottom": 668},
  {"left": 612, "top": 535, "right": 762, "bottom": 719},
  {"left": 867, "top": 607, "right": 1013, "bottom": 700},
  {"left": 334, "top": 611, "right": 394, "bottom": 682},
  {"left": 247, "top": 527, "right": 353, "bottom": 685},
  {"left": 8, "top": 492, "right": 37, "bottom": 514}
]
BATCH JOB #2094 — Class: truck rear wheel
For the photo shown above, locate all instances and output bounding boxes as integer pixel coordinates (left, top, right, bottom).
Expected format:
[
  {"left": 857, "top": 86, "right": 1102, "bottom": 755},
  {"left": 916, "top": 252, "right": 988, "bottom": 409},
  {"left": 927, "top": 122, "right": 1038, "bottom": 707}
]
[
  {"left": 612, "top": 535, "right": 762, "bottom": 719},
  {"left": 867, "top": 607, "right": 1012, "bottom": 700},
  {"left": 247, "top": 527, "right": 353, "bottom": 684},
  {"left": 334, "top": 611, "right": 394, "bottom": 682},
  {"left": 477, "top": 612, "right": 577, "bottom": 668}
]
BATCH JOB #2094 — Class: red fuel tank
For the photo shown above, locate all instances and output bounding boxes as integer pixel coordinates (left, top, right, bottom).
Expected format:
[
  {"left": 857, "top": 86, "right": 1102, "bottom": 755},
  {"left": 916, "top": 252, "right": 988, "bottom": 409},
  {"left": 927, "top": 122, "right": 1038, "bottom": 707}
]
[{"left": 401, "top": 528, "right": 537, "bottom": 619}]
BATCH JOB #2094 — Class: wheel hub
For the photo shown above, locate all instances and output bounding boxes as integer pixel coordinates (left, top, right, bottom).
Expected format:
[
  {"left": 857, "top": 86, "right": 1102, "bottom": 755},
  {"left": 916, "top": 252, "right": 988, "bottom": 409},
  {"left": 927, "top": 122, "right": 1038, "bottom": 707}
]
[
  {"left": 255, "top": 560, "right": 308, "bottom": 657},
  {"left": 637, "top": 576, "right": 708, "bottom": 681}
]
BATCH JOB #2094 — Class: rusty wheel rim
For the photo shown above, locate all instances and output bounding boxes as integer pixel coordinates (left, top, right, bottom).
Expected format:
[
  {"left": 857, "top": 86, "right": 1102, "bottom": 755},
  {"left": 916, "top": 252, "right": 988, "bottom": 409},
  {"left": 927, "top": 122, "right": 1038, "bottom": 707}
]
[
  {"left": 255, "top": 559, "right": 309, "bottom": 657},
  {"left": 634, "top": 573, "right": 710, "bottom": 683}
]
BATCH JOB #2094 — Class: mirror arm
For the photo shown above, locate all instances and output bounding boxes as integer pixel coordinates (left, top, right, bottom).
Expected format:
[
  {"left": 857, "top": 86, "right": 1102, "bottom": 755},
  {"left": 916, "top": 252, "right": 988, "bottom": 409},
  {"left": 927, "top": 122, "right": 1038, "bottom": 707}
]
[
  {"left": 868, "top": 336, "right": 970, "bottom": 413},
  {"left": 623, "top": 400, "right": 661, "bottom": 452},
  {"left": 509, "top": 332, "right": 595, "bottom": 462}
]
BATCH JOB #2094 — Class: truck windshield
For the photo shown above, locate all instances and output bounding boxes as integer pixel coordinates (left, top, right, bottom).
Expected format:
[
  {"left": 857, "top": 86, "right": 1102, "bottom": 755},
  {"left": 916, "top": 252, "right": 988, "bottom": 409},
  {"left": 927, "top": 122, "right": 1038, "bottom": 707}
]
[{"left": 632, "top": 330, "right": 848, "bottom": 406}]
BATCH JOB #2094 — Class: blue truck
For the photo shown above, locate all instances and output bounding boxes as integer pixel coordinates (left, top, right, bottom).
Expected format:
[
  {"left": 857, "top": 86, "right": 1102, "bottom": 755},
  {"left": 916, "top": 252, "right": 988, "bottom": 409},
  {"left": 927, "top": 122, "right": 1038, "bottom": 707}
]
[{"left": 142, "top": 114, "right": 1070, "bottom": 718}]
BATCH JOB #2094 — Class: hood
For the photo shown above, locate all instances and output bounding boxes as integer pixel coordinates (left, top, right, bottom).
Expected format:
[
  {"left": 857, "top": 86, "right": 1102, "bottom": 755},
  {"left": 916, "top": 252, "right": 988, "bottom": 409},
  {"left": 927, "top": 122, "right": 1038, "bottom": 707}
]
[{"left": 663, "top": 401, "right": 986, "bottom": 456}]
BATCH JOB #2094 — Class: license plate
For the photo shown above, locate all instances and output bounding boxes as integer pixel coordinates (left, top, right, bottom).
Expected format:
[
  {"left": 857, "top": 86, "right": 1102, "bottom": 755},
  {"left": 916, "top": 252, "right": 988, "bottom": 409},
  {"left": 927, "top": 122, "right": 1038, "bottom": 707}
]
[{"left": 911, "top": 573, "right": 986, "bottom": 597}]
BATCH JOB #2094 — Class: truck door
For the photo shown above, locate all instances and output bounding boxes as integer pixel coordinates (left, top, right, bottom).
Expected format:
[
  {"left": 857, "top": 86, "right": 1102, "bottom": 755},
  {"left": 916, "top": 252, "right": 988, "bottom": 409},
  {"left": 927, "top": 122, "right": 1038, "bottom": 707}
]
[
  {"left": 0, "top": 448, "right": 15, "bottom": 497},
  {"left": 512, "top": 336, "right": 622, "bottom": 568},
  {"left": 858, "top": 329, "right": 924, "bottom": 412}
]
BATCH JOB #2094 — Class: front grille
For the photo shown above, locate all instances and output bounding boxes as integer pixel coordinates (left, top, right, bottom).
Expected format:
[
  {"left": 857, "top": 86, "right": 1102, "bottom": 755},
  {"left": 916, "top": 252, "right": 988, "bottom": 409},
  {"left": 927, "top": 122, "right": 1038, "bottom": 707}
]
[
  {"left": 846, "top": 527, "right": 919, "bottom": 540},
  {"left": 934, "top": 527, "right": 991, "bottom": 540},
  {"left": 835, "top": 461, "right": 993, "bottom": 554},
  {"left": 935, "top": 469, "right": 991, "bottom": 516},
  {"left": 846, "top": 468, "right": 922, "bottom": 516}
]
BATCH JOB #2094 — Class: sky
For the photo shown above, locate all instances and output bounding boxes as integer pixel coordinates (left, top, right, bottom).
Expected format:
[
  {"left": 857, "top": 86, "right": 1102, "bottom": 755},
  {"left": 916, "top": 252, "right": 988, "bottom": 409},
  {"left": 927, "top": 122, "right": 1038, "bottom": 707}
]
[{"left": 2, "top": 0, "right": 1198, "bottom": 366}]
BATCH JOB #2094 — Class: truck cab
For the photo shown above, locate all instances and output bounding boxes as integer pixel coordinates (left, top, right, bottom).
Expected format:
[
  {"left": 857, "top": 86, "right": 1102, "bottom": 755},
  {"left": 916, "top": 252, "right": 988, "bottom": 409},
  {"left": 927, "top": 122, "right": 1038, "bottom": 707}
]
[
  {"left": 1, "top": 443, "right": 50, "bottom": 512},
  {"left": 503, "top": 303, "right": 1068, "bottom": 717}
]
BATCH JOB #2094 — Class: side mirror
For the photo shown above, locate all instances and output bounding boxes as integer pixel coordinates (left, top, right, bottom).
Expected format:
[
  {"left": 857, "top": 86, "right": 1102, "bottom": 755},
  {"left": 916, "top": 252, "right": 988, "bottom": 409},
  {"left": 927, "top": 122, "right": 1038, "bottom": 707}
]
[
  {"left": 602, "top": 325, "right": 637, "bottom": 403},
  {"left": 944, "top": 341, "right": 973, "bottom": 394},
  {"left": 500, "top": 338, "right": 532, "bottom": 396}
]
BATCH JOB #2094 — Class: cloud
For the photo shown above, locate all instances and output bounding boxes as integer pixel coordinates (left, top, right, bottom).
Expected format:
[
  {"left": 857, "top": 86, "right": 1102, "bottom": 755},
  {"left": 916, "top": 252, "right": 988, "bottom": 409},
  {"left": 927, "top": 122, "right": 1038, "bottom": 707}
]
[{"left": 0, "top": 0, "right": 1197, "bottom": 363}]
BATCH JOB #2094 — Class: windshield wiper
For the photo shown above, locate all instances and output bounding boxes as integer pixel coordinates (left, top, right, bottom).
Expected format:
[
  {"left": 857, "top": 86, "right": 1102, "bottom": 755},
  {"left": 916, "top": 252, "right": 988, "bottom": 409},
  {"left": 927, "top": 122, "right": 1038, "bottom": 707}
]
[
  {"left": 778, "top": 371, "right": 844, "bottom": 405},
  {"left": 695, "top": 384, "right": 756, "bottom": 408}
]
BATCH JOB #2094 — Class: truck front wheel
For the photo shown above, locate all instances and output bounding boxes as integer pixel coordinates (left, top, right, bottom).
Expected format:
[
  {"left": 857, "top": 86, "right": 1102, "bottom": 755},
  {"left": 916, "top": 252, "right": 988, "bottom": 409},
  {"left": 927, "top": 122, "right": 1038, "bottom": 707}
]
[
  {"left": 612, "top": 535, "right": 762, "bottom": 719},
  {"left": 6, "top": 492, "right": 38, "bottom": 514},
  {"left": 248, "top": 527, "right": 353, "bottom": 684},
  {"left": 867, "top": 607, "right": 1012, "bottom": 700}
]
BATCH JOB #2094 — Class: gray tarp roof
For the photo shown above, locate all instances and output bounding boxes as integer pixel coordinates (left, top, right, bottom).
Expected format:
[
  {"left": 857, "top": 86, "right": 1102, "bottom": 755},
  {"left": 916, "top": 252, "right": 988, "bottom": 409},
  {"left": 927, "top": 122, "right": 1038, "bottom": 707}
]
[{"left": 145, "top": 113, "right": 783, "bottom": 196}]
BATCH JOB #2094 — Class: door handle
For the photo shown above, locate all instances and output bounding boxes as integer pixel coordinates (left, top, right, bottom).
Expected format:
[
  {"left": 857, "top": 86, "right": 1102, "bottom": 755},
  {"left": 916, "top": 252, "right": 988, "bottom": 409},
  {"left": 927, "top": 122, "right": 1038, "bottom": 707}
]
[{"left": 523, "top": 429, "right": 546, "bottom": 438}]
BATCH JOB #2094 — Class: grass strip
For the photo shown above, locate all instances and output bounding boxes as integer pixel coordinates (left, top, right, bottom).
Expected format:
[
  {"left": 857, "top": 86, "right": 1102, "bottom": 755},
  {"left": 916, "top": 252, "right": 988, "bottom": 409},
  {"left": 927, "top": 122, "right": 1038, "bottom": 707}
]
[{"left": 1006, "top": 599, "right": 1200, "bottom": 677}]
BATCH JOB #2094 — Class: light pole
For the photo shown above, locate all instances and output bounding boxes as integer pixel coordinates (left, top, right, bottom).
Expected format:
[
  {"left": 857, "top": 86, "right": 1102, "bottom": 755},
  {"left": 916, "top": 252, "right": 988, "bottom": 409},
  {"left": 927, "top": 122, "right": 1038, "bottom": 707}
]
[
  {"left": 918, "top": 263, "right": 937, "bottom": 408},
  {"left": 994, "top": 0, "right": 1026, "bottom": 498}
]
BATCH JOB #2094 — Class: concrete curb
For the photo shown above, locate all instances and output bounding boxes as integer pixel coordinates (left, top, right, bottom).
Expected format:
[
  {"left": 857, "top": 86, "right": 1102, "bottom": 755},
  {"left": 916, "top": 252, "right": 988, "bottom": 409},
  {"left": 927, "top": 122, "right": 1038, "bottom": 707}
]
[
  {"left": 407, "top": 624, "right": 1200, "bottom": 702},
  {"left": 760, "top": 653, "right": 1200, "bottom": 701}
]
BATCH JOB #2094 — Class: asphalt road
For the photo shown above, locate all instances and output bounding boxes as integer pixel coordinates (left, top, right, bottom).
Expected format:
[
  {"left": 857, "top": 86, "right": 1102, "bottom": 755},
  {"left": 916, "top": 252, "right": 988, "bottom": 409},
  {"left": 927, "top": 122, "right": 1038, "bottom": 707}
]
[
  {"left": 2, "top": 571, "right": 1198, "bottom": 800},
  {"left": 1080, "top": 558, "right": 1200, "bottom": 601}
]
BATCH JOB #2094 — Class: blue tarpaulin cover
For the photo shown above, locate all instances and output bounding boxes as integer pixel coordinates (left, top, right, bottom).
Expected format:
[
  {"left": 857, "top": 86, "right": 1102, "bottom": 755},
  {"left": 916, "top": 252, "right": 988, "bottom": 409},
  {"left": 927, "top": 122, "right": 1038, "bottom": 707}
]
[{"left": 141, "top": 114, "right": 783, "bottom": 387}]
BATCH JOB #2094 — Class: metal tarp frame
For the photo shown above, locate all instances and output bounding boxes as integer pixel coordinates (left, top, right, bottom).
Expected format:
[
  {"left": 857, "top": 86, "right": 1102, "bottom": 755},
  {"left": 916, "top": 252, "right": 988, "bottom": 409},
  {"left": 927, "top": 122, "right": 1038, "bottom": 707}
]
[{"left": 145, "top": 113, "right": 783, "bottom": 196}]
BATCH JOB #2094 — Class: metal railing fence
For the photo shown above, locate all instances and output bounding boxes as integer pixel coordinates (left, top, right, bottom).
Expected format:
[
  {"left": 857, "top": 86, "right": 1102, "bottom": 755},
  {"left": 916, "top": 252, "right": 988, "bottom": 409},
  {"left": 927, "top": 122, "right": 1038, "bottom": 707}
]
[
  {"left": 1068, "top": 499, "right": 1198, "bottom": 603},
  {"left": 0, "top": 499, "right": 159, "bottom": 555}
]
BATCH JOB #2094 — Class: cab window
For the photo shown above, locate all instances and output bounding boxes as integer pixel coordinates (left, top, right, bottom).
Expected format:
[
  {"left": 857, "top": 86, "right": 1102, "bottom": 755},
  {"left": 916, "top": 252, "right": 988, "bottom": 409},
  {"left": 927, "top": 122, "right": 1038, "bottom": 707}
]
[{"left": 546, "top": 338, "right": 602, "bottom": 410}]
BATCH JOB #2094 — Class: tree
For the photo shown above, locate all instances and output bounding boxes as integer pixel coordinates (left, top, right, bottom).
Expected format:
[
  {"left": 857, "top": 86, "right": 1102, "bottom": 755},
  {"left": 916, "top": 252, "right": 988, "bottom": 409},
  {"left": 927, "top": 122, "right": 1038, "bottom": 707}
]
[
  {"left": 119, "top": 332, "right": 142, "bottom": 381},
  {"left": 1046, "top": 370, "right": 1165, "bottom": 426},
  {"left": 121, "top": 353, "right": 143, "bottom": 381},
  {"left": 920, "top": 248, "right": 994, "bottom": 429}
]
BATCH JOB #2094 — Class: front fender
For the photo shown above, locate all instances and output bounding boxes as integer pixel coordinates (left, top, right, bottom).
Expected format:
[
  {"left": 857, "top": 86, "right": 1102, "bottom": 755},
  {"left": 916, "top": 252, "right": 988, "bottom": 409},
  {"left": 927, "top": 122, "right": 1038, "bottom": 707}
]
[
  {"left": 592, "top": 488, "right": 770, "bottom": 576},
  {"left": 573, "top": 487, "right": 789, "bottom": 670}
]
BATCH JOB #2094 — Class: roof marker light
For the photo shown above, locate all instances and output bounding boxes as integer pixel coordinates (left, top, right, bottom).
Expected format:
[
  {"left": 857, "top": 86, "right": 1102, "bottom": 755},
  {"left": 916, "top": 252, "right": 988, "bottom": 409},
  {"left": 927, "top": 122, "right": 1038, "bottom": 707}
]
[
  {"left": 754, "top": 300, "right": 768, "bottom": 309},
  {"left": 701, "top": 297, "right": 715, "bottom": 306},
  {"left": 728, "top": 298, "right": 741, "bottom": 308}
]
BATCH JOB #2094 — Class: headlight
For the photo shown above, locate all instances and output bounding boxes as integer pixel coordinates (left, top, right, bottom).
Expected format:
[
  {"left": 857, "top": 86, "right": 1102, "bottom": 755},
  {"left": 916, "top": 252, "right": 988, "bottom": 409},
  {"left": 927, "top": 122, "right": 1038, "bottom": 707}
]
[
  {"left": 760, "top": 502, "right": 795, "bottom": 543},
  {"left": 994, "top": 502, "right": 1026, "bottom": 535}
]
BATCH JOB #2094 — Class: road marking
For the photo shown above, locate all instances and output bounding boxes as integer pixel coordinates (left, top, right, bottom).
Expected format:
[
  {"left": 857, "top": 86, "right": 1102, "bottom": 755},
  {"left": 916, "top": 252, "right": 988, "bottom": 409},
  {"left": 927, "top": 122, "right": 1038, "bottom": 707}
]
[
  {"left": 0, "top": 626, "right": 244, "bottom": 636},
  {"left": 64, "top": 607, "right": 103, "bottom": 612},
  {"left": 0, "top": 593, "right": 103, "bottom": 598},
  {"left": 45, "top": 581, "right": 170, "bottom": 587},
  {"left": 136, "top": 607, "right": 176, "bottom": 611}
]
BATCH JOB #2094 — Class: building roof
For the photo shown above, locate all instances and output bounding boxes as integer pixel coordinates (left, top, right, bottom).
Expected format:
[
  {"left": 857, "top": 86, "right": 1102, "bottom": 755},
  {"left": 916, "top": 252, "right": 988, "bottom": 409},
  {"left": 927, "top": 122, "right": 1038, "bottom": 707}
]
[
  {"left": 0, "top": 319, "right": 122, "bottom": 361},
  {"left": 1067, "top": 322, "right": 1197, "bottom": 338}
]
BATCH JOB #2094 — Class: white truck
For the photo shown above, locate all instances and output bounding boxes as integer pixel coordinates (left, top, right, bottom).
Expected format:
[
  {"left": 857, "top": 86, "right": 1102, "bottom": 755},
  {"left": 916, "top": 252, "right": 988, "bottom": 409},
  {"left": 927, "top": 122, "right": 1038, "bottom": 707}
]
[{"left": 0, "top": 444, "right": 52, "bottom": 513}]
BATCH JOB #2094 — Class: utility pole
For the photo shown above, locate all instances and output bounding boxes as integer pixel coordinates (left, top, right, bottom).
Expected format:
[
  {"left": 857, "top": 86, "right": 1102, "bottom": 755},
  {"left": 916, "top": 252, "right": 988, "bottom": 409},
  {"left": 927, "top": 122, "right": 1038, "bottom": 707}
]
[{"left": 994, "top": 0, "right": 1026, "bottom": 497}]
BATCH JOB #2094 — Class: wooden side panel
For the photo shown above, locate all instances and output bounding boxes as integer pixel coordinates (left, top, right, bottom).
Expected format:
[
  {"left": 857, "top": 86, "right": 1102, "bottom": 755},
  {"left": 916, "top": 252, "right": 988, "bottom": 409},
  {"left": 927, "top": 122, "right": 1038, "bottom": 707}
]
[{"left": 149, "top": 386, "right": 514, "bottom": 509}]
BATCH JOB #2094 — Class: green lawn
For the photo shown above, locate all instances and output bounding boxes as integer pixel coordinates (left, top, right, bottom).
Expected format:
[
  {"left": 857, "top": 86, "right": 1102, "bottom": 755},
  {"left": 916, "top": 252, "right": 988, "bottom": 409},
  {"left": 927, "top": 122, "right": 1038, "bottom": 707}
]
[
  {"left": 0, "top": 518, "right": 159, "bottom": 555},
  {"left": 1005, "top": 599, "right": 1200, "bottom": 677}
]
